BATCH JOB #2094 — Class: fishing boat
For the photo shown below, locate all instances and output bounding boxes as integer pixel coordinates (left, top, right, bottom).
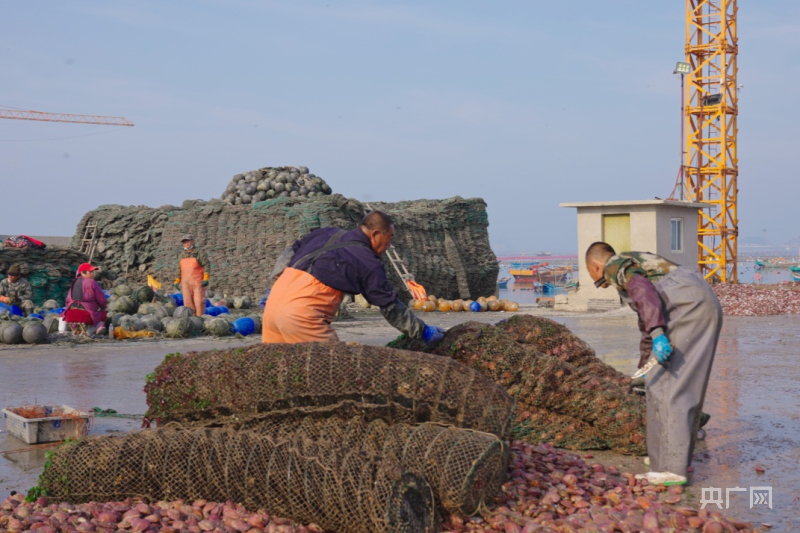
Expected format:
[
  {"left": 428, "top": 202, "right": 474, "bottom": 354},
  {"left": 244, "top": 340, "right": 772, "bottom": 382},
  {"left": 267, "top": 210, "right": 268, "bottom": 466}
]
[
  {"left": 497, "top": 276, "right": 510, "bottom": 289},
  {"left": 792, "top": 266, "right": 800, "bottom": 282},
  {"left": 510, "top": 264, "right": 573, "bottom": 285}
]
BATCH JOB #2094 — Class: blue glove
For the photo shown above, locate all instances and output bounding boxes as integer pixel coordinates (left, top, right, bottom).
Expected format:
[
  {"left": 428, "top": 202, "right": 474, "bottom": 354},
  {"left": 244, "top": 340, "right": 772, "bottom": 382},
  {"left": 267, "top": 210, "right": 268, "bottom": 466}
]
[
  {"left": 653, "top": 334, "right": 673, "bottom": 366},
  {"left": 260, "top": 289, "right": 271, "bottom": 310},
  {"left": 422, "top": 325, "right": 445, "bottom": 345}
]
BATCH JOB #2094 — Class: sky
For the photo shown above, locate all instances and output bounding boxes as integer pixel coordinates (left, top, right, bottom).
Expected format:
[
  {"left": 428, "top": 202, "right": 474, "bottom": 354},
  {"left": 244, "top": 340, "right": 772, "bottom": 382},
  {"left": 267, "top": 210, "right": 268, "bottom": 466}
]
[{"left": 2, "top": 1, "right": 799, "bottom": 254}]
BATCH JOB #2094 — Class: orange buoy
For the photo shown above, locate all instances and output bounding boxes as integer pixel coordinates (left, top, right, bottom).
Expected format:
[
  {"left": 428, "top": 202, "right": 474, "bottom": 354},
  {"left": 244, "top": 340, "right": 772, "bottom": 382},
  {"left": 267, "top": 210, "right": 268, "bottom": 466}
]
[
  {"left": 487, "top": 300, "right": 501, "bottom": 311},
  {"left": 412, "top": 299, "right": 424, "bottom": 310},
  {"left": 451, "top": 300, "right": 464, "bottom": 312},
  {"left": 487, "top": 295, "right": 499, "bottom": 302},
  {"left": 503, "top": 301, "right": 520, "bottom": 312},
  {"left": 438, "top": 300, "right": 452, "bottom": 312}
]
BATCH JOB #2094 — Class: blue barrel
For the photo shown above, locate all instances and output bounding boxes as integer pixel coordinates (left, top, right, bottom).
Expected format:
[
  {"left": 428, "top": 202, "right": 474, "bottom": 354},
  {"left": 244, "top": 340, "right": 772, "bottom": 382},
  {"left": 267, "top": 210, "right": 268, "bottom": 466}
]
[
  {"left": 205, "top": 298, "right": 212, "bottom": 307},
  {"left": 469, "top": 301, "right": 482, "bottom": 313},
  {"left": 0, "top": 302, "right": 22, "bottom": 316},
  {"left": 231, "top": 317, "right": 255, "bottom": 336},
  {"left": 205, "top": 306, "right": 221, "bottom": 317},
  {"left": 215, "top": 305, "right": 230, "bottom": 315},
  {"left": 29, "top": 313, "right": 44, "bottom": 320},
  {"left": 169, "top": 293, "right": 184, "bottom": 306}
]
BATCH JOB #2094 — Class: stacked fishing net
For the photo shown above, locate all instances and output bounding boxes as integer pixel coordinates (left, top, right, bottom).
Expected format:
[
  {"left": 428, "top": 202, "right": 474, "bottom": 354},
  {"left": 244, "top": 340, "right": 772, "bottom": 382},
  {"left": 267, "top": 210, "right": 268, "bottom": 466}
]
[
  {"left": 39, "top": 422, "right": 438, "bottom": 533},
  {"left": 370, "top": 197, "right": 498, "bottom": 300},
  {"left": 73, "top": 194, "right": 498, "bottom": 301},
  {"left": 144, "top": 342, "right": 516, "bottom": 438},
  {"left": 0, "top": 247, "right": 105, "bottom": 306},
  {"left": 40, "top": 343, "right": 513, "bottom": 531},
  {"left": 221, "top": 165, "right": 333, "bottom": 204},
  {"left": 389, "top": 315, "right": 647, "bottom": 454}
]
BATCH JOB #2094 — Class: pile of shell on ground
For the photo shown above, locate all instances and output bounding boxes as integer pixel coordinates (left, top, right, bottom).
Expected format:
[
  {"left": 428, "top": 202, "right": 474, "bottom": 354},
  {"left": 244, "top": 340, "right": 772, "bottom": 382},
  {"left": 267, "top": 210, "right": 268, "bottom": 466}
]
[
  {"left": 221, "top": 166, "right": 333, "bottom": 205},
  {"left": 105, "top": 280, "right": 262, "bottom": 339},
  {"left": 714, "top": 282, "right": 800, "bottom": 316},
  {"left": 0, "top": 441, "right": 759, "bottom": 533}
]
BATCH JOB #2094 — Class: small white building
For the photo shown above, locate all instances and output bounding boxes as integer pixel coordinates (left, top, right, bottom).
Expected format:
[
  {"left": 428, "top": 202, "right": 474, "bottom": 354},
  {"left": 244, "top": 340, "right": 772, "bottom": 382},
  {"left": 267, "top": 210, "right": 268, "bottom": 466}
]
[{"left": 558, "top": 200, "right": 706, "bottom": 312}]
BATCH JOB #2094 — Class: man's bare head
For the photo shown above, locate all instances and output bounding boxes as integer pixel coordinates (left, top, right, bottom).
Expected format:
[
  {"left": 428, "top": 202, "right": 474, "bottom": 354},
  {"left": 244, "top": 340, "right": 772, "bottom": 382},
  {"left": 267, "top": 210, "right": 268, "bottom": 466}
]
[
  {"left": 585, "top": 242, "right": 616, "bottom": 284},
  {"left": 360, "top": 211, "right": 395, "bottom": 255}
]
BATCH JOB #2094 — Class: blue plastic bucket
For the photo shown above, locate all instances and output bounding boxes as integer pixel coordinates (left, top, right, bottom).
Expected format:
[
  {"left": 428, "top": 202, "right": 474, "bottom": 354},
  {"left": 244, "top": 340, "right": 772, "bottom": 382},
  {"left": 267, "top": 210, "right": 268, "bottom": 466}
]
[
  {"left": 169, "top": 293, "right": 184, "bottom": 306},
  {"left": 231, "top": 317, "right": 255, "bottom": 336},
  {"left": 215, "top": 305, "right": 230, "bottom": 315}
]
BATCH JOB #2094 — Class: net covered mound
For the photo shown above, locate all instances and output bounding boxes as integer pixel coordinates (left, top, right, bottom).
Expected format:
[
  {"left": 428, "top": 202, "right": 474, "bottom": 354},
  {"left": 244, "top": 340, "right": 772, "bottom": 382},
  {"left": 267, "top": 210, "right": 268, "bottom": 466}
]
[
  {"left": 39, "top": 421, "right": 438, "bottom": 533},
  {"left": 72, "top": 194, "right": 497, "bottom": 301},
  {"left": 389, "top": 316, "right": 647, "bottom": 455},
  {"left": 144, "top": 342, "right": 516, "bottom": 439}
]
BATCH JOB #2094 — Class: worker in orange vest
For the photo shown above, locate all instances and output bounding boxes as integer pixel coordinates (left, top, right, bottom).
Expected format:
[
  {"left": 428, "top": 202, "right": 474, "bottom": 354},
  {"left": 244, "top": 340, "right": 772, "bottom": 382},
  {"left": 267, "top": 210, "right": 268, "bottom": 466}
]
[
  {"left": 174, "top": 234, "right": 210, "bottom": 317},
  {"left": 262, "top": 211, "right": 444, "bottom": 344}
]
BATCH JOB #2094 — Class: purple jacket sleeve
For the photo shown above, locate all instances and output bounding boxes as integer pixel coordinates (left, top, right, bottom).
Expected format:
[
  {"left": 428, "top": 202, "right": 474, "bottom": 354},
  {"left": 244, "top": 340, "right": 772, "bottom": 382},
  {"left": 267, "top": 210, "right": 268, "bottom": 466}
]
[
  {"left": 91, "top": 280, "right": 108, "bottom": 310},
  {"left": 627, "top": 275, "right": 666, "bottom": 330},
  {"left": 627, "top": 275, "right": 665, "bottom": 369}
]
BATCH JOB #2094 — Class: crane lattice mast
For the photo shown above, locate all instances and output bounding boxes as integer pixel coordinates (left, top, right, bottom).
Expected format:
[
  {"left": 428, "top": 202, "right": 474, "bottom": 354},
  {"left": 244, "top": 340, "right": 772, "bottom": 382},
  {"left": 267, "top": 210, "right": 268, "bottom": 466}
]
[
  {"left": 0, "top": 109, "right": 133, "bottom": 126},
  {"left": 684, "top": 0, "right": 738, "bottom": 283}
]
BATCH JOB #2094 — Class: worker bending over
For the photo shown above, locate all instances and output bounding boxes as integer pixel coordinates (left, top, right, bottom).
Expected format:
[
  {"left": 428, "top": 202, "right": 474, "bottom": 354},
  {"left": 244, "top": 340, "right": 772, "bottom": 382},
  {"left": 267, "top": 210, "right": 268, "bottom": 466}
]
[
  {"left": 0, "top": 264, "right": 34, "bottom": 316},
  {"left": 174, "top": 234, "right": 210, "bottom": 317},
  {"left": 585, "top": 243, "right": 722, "bottom": 485},
  {"left": 263, "top": 211, "right": 444, "bottom": 344}
]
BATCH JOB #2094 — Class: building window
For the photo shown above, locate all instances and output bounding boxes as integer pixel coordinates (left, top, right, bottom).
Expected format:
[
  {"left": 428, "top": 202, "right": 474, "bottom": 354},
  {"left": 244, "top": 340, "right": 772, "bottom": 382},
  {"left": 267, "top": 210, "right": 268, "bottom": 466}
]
[{"left": 671, "top": 218, "right": 684, "bottom": 253}]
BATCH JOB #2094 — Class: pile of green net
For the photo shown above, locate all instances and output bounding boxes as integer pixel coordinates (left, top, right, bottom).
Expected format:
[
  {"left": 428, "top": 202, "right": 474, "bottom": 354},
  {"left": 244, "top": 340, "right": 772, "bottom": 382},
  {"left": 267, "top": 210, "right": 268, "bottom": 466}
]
[
  {"left": 0, "top": 247, "right": 97, "bottom": 306},
  {"left": 389, "top": 315, "right": 647, "bottom": 454}
]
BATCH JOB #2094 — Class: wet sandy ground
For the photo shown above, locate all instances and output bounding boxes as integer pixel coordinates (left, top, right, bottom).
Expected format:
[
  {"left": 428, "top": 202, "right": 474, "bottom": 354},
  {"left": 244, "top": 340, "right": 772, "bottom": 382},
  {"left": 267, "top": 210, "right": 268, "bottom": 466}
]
[{"left": 1, "top": 309, "right": 797, "bottom": 530}]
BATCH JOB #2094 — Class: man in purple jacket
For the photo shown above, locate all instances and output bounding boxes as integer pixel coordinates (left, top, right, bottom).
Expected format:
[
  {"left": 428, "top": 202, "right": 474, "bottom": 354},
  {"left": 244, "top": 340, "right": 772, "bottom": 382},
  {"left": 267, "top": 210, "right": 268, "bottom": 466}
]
[
  {"left": 262, "top": 211, "right": 443, "bottom": 344},
  {"left": 585, "top": 242, "right": 722, "bottom": 486}
]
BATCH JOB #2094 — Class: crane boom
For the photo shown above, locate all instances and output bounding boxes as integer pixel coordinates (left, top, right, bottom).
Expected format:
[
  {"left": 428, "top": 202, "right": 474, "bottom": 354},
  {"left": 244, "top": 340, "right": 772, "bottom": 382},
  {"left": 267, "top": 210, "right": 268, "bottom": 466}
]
[{"left": 0, "top": 109, "right": 133, "bottom": 126}]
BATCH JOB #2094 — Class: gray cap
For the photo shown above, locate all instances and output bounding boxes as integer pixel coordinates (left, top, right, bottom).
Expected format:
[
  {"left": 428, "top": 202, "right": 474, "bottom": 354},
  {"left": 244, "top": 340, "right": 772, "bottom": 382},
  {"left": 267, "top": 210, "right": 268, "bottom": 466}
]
[{"left": 180, "top": 234, "right": 194, "bottom": 242}]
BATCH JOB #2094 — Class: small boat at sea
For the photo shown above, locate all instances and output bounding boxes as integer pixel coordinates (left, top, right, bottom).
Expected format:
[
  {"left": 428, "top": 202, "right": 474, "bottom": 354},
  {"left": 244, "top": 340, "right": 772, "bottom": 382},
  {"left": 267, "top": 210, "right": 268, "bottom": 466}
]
[
  {"left": 510, "top": 264, "right": 573, "bottom": 286},
  {"left": 497, "top": 276, "right": 510, "bottom": 289},
  {"left": 791, "top": 266, "right": 800, "bottom": 282}
]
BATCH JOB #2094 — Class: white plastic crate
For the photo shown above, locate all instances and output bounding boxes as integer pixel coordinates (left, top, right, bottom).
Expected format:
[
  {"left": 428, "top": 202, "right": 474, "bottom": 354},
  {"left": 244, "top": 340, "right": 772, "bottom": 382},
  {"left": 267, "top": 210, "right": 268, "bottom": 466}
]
[{"left": 2, "top": 405, "right": 91, "bottom": 444}]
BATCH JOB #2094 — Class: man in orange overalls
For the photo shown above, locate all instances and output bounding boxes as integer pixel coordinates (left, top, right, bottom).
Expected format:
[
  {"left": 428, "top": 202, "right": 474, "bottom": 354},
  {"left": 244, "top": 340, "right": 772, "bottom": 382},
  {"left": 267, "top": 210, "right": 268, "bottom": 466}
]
[
  {"left": 262, "top": 211, "right": 443, "bottom": 344},
  {"left": 174, "top": 234, "right": 210, "bottom": 317}
]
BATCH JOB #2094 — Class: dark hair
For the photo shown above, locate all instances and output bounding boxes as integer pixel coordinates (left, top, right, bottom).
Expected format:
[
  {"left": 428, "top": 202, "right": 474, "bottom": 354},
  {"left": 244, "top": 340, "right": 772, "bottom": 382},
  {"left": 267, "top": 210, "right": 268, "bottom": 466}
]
[
  {"left": 585, "top": 241, "right": 616, "bottom": 263},
  {"left": 361, "top": 210, "right": 394, "bottom": 232}
]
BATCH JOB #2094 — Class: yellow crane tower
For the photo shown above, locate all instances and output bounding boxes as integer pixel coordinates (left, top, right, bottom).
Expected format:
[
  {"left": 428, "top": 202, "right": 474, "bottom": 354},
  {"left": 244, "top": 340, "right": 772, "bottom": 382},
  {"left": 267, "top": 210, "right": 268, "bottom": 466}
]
[{"left": 683, "top": 0, "right": 739, "bottom": 283}]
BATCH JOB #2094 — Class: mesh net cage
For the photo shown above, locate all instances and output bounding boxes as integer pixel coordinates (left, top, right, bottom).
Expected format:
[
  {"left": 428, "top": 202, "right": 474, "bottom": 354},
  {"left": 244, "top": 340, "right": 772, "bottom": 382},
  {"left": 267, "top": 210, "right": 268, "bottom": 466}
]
[
  {"left": 144, "top": 342, "right": 517, "bottom": 440},
  {"left": 388, "top": 316, "right": 647, "bottom": 455},
  {"left": 40, "top": 423, "right": 438, "bottom": 533},
  {"left": 40, "top": 419, "right": 509, "bottom": 531}
]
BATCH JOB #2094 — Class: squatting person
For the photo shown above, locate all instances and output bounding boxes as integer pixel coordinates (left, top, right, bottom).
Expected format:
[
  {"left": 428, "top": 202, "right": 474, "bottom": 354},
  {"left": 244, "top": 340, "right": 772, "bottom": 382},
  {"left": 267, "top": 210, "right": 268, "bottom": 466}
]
[
  {"left": 584, "top": 241, "right": 722, "bottom": 486},
  {"left": 0, "top": 264, "right": 34, "bottom": 316},
  {"left": 64, "top": 262, "right": 108, "bottom": 334},
  {"left": 262, "top": 210, "right": 444, "bottom": 344},
  {"left": 174, "top": 234, "right": 211, "bottom": 317}
]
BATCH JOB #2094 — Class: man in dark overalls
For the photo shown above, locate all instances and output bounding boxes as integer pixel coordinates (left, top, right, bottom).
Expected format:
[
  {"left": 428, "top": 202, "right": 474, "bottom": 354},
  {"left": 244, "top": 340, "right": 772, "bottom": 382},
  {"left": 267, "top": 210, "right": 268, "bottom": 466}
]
[
  {"left": 262, "top": 211, "right": 443, "bottom": 344},
  {"left": 585, "top": 242, "right": 723, "bottom": 486}
]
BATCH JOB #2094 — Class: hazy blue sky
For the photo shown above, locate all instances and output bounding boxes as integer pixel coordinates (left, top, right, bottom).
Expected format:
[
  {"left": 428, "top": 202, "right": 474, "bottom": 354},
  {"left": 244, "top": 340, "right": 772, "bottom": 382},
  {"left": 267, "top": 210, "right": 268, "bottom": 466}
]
[{"left": 2, "top": 1, "right": 798, "bottom": 253}]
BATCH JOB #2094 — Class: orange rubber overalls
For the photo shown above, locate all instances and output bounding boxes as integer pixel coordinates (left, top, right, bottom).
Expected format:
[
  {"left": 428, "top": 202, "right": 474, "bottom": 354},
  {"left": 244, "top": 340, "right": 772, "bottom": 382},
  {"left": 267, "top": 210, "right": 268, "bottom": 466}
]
[
  {"left": 180, "top": 252, "right": 206, "bottom": 317},
  {"left": 262, "top": 267, "right": 344, "bottom": 343},
  {"left": 263, "top": 229, "right": 361, "bottom": 343}
]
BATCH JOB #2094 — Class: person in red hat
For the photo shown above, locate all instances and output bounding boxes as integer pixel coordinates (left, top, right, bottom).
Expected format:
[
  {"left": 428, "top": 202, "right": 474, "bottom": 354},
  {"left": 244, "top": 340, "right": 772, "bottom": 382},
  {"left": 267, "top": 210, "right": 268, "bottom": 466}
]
[{"left": 64, "top": 263, "right": 108, "bottom": 334}]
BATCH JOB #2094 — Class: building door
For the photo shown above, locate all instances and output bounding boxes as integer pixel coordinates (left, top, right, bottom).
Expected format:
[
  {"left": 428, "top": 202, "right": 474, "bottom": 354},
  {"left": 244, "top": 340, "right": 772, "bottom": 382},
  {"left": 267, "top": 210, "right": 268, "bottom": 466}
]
[{"left": 602, "top": 214, "right": 631, "bottom": 253}]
